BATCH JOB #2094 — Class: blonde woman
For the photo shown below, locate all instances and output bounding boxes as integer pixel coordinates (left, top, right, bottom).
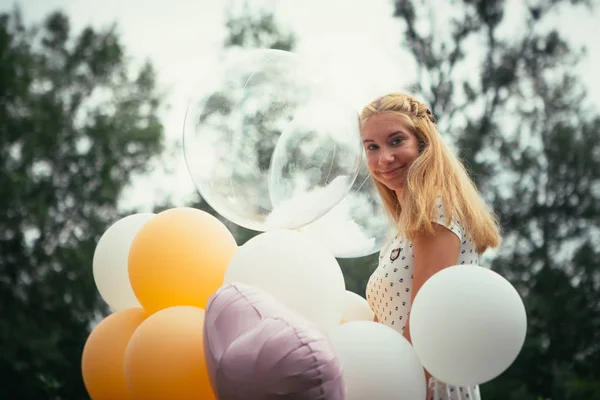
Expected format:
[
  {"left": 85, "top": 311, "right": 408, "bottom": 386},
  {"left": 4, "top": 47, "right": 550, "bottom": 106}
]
[{"left": 361, "top": 93, "right": 501, "bottom": 400}]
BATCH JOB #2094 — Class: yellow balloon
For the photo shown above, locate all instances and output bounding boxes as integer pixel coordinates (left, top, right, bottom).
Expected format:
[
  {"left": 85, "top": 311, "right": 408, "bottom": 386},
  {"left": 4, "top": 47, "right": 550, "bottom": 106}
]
[
  {"left": 124, "top": 306, "right": 216, "bottom": 400},
  {"left": 81, "top": 308, "right": 147, "bottom": 400},
  {"left": 128, "top": 207, "right": 237, "bottom": 313}
]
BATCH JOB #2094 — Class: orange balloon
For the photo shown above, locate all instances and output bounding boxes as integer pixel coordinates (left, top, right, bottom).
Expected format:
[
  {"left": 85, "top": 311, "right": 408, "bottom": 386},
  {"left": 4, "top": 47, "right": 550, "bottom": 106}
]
[
  {"left": 128, "top": 207, "right": 237, "bottom": 313},
  {"left": 81, "top": 307, "right": 147, "bottom": 400},
  {"left": 124, "top": 306, "right": 215, "bottom": 400}
]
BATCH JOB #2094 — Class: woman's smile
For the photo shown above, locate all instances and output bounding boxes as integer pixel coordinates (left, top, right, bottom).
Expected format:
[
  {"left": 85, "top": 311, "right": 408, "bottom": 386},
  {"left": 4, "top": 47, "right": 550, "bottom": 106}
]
[{"left": 379, "top": 165, "right": 405, "bottom": 178}]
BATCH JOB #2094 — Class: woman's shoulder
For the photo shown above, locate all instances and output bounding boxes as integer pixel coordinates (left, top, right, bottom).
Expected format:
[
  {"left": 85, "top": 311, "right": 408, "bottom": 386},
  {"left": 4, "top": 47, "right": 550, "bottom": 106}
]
[{"left": 432, "top": 196, "right": 464, "bottom": 241}]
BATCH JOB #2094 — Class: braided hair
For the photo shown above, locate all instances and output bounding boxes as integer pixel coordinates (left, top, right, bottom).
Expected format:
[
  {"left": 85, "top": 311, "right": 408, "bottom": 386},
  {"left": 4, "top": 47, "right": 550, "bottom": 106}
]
[{"left": 360, "top": 92, "right": 500, "bottom": 254}]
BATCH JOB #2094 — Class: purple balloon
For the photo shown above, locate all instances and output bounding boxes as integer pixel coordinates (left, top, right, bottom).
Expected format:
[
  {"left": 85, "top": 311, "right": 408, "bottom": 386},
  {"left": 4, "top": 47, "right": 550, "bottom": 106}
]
[{"left": 204, "top": 282, "right": 346, "bottom": 400}]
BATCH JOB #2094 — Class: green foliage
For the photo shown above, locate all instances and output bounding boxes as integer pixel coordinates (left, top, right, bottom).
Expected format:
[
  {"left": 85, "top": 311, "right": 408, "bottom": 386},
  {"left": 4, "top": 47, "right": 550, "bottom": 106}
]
[
  {"left": 224, "top": 0, "right": 295, "bottom": 51},
  {"left": 339, "top": 254, "right": 379, "bottom": 297},
  {"left": 0, "top": 7, "right": 164, "bottom": 399}
]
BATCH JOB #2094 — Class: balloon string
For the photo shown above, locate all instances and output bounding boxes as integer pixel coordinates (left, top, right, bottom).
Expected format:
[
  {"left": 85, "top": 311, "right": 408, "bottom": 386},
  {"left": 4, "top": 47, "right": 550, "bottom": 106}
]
[
  {"left": 354, "top": 174, "right": 370, "bottom": 193},
  {"left": 229, "top": 171, "right": 238, "bottom": 201},
  {"left": 325, "top": 145, "right": 336, "bottom": 184}
]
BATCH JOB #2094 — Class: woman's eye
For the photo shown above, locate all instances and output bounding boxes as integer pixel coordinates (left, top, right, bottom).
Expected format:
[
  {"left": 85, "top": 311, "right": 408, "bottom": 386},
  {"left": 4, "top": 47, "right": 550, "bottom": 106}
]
[
  {"left": 391, "top": 138, "right": 403, "bottom": 145},
  {"left": 366, "top": 144, "right": 378, "bottom": 151}
]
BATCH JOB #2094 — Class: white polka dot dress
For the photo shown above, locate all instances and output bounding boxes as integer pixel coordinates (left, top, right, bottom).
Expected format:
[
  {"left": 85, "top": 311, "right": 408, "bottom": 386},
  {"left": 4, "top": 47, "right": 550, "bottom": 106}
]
[{"left": 366, "top": 197, "right": 482, "bottom": 400}]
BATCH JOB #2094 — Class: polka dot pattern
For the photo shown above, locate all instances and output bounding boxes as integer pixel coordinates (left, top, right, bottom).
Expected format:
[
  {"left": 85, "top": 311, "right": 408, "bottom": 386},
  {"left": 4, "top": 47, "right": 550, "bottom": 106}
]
[
  {"left": 366, "top": 197, "right": 482, "bottom": 399},
  {"left": 429, "top": 380, "right": 481, "bottom": 400}
]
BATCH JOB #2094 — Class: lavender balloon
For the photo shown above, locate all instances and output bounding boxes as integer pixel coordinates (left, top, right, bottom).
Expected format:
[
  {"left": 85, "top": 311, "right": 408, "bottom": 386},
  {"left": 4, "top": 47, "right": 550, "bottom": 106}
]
[{"left": 203, "top": 282, "right": 346, "bottom": 400}]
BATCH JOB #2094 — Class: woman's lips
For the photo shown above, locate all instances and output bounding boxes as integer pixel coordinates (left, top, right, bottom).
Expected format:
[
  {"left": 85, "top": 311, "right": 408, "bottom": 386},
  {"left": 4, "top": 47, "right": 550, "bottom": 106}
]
[{"left": 379, "top": 166, "right": 404, "bottom": 178}]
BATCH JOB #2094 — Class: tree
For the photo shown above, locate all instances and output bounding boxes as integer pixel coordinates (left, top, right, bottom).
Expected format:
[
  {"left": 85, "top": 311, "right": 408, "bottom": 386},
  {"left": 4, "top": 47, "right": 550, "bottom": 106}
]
[
  {"left": 391, "top": 0, "right": 600, "bottom": 398},
  {"left": 224, "top": 0, "right": 296, "bottom": 51},
  {"left": 0, "top": 7, "right": 165, "bottom": 399},
  {"left": 184, "top": 0, "right": 296, "bottom": 246}
]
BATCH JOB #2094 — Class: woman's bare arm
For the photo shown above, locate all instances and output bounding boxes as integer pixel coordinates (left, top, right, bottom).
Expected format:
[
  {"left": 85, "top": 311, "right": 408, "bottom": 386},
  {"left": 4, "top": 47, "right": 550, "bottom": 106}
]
[
  {"left": 403, "top": 222, "right": 460, "bottom": 342},
  {"left": 405, "top": 223, "right": 461, "bottom": 398}
]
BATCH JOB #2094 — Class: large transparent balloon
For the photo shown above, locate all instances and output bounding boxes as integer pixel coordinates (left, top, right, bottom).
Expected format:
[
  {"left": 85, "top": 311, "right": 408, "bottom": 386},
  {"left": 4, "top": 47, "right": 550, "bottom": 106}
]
[{"left": 183, "top": 49, "right": 362, "bottom": 232}]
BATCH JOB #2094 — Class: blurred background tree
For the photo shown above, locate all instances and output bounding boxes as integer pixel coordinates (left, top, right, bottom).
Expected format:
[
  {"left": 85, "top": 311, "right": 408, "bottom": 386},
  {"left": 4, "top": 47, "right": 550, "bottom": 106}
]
[
  {"left": 0, "top": 7, "right": 164, "bottom": 399},
  {"left": 392, "top": 0, "right": 600, "bottom": 398}
]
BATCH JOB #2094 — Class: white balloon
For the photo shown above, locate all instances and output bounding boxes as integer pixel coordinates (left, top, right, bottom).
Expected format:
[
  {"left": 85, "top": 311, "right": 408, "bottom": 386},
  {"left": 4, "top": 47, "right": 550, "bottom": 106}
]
[
  {"left": 224, "top": 230, "right": 345, "bottom": 333},
  {"left": 409, "top": 265, "right": 527, "bottom": 386},
  {"left": 92, "top": 213, "right": 155, "bottom": 311},
  {"left": 329, "top": 321, "right": 426, "bottom": 400},
  {"left": 342, "top": 290, "right": 374, "bottom": 323}
]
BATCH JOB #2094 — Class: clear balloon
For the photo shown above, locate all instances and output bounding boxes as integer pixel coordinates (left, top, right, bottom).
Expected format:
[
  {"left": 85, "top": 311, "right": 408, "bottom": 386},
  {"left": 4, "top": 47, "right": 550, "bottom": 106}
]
[
  {"left": 183, "top": 48, "right": 362, "bottom": 232},
  {"left": 299, "top": 155, "right": 395, "bottom": 258}
]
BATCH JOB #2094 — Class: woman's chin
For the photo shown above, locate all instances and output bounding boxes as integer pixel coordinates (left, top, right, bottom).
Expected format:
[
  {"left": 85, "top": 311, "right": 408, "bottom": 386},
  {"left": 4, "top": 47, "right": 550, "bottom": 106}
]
[{"left": 380, "top": 179, "right": 405, "bottom": 192}]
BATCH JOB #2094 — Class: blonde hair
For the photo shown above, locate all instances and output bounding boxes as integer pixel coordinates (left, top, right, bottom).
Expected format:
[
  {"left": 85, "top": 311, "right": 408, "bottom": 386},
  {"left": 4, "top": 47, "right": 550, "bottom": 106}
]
[{"left": 361, "top": 93, "right": 501, "bottom": 254}]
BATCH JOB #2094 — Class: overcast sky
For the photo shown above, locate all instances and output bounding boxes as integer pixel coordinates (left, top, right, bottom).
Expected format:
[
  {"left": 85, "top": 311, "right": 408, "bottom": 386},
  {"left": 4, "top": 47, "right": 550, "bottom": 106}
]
[{"left": 5, "top": 0, "right": 600, "bottom": 213}]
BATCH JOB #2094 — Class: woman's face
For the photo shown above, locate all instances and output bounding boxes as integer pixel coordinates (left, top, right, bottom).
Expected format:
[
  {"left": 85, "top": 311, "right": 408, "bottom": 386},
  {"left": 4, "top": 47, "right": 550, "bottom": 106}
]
[{"left": 360, "top": 112, "right": 421, "bottom": 192}]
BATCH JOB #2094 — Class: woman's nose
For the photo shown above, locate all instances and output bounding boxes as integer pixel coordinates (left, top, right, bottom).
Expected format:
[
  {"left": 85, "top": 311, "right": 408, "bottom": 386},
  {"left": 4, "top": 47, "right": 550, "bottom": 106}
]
[{"left": 379, "top": 149, "right": 394, "bottom": 165}]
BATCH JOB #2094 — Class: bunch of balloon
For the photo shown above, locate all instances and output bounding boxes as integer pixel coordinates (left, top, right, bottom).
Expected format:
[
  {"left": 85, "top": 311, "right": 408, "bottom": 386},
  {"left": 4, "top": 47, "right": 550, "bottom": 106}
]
[
  {"left": 178, "top": 47, "right": 434, "bottom": 400},
  {"left": 329, "top": 269, "right": 527, "bottom": 400},
  {"left": 181, "top": 48, "right": 366, "bottom": 350},
  {"left": 82, "top": 208, "right": 238, "bottom": 400},
  {"left": 181, "top": 45, "right": 390, "bottom": 326}
]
